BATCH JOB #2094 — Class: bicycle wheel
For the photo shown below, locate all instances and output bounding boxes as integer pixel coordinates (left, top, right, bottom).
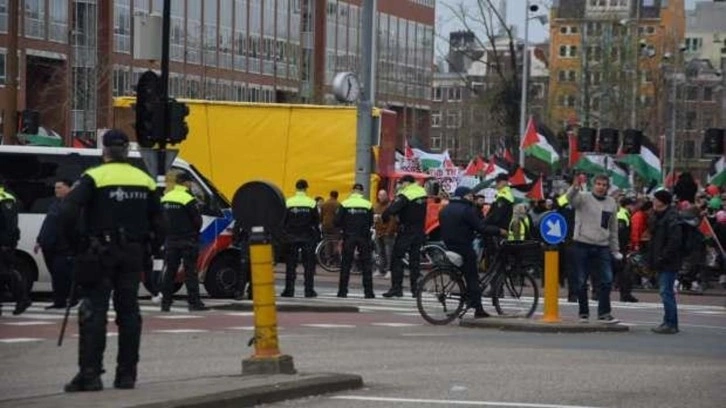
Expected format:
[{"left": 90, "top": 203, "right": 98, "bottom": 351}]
[
  {"left": 315, "top": 238, "right": 341, "bottom": 272},
  {"left": 416, "top": 268, "right": 466, "bottom": 325},
  {"left": 492, "top": 269, "right": 539, "bottom": 318}
]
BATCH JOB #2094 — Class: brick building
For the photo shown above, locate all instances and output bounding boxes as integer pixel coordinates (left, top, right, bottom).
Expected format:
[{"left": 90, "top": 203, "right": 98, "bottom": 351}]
[{"left": 0, "top": 0, "right": 434, "bottom": 146}]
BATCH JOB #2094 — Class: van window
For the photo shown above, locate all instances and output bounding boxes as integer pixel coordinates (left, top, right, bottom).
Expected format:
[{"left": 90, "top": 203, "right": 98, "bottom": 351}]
[
  {"left": 0, "top": 152, "right": 101, "bottom": 213},
  {"left": 171, "top": 167, "right": 222, "bottom": 217}
]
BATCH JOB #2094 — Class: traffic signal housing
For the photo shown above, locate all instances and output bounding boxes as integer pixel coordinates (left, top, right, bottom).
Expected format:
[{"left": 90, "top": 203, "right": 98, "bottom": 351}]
[
  {"left": 19, "top": 110, "right": 40, "bottom": 135},
  {"left": 168, "top": 99, "right": 190, "bottom": 145},
  {"left": 599, "top": 128, "right": 619, "bottom": 154},
  {"left": 622, "top": 129, "right": 643, "bottom": 154},
  {"left": 135, "top": 70, "right": 162, "bottom": 147},
  {"left": 577, "top": 127, "right": 597, "bottom": 153}
]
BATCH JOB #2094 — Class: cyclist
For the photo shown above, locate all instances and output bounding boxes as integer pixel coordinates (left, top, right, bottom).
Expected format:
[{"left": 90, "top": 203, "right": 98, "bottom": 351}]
[{"left": 439, "top": 187, "right": 506, "bottom": 318}]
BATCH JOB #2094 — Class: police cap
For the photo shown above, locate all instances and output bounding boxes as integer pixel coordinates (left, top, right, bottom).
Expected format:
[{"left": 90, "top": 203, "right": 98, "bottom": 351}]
[
  {"left": 352, "top": 183, "right": 364, "bottom": 192},
  {"left": 400, "top": 175, "right": 415, "bottom": 184},
  {"left": 102, "top": 129, "right": 130, "bottom": 147},
  {"left": 295, "top": 179, "right": 309, "bottom": 190}
]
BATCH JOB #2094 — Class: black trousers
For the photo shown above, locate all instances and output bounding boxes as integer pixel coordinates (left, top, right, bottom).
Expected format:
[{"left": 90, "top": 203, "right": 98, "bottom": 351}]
[
  {"left": 339, "top": 236, "right": 373, "bottom": 295},
  {"left": 77, "top": 242, "right": 143, "bottom": 375},
  {"left": 284, "top": 241, "right": 315, "bottom": 294},
  {"left": 447, "top": 243, "right": 481, "bottom": 309},
  {"left": 390, "top": 231, "right": 424, "bottom": 293},
  {"left": 0, "top": 247, "right": 28, "bottom": 306},
  {"left": 50, "top": 254, "right": 74, "bottom": 305},
  {"left": 163, "top": 243, "right": 201, "bottom": 305},
  {"left": 613, "top": 257, "right": 634, "bottom": 296}
]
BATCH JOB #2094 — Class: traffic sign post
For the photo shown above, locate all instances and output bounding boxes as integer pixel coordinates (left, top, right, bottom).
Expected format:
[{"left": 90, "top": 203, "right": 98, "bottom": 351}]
[{"left": 538, "top": 211, "right": 568, "bottom": 323}]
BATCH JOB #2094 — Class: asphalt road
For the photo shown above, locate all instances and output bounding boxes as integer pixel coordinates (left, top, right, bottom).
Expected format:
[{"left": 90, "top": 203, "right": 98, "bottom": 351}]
[{"left": 2, "top": 272, "right": 725, "bottom": 408}]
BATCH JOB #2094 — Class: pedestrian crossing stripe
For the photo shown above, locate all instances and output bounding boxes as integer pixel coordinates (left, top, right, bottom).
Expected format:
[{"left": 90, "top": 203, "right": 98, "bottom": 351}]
[
  {"left": 302, "top": 324, "right": 356, "bottom": 329},
  {"left": 0, "top": 338, "right": 44, "bottom": 343},
  {"left": 155, "top": 315, "right": 204, "bottom": 319},
  {"left": 153, "top": 329, "right": 210, "bottom": 334},
  {"left": 1, "top": 321, "right": 55, "bottom": 326}
]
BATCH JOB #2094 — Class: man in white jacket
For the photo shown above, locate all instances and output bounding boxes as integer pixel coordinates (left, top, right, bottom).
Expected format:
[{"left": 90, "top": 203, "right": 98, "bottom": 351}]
[{"left": 566, "top": 173, "right": 622, "bottom": 324}]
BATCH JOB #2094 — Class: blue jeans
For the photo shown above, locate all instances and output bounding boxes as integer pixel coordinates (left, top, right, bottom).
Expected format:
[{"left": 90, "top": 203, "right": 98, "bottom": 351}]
[
  {"left": 658, "top": 271, "right": 679, "bottom": 329},
  {"left": 573, "top": 243, "right": 613, "bottom": 317}
]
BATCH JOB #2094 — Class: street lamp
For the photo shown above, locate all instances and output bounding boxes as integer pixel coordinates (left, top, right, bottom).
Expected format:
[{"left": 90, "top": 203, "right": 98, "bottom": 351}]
[
  {"left": 661, "top": 47, "right": 687, "bottom": 180},
  {"left": 518, "top": 2, "right": 548, "bottom": 167}
]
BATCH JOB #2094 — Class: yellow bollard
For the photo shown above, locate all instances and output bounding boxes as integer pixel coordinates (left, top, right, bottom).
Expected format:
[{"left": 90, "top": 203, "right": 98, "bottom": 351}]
[
  {"left": 242, "top": 231, "right": 296, "bottom": 375},
  {"left": 540, "top": 248, "right": 560, "bottom": 323},
  {"left": 249, "top": 244, "right": 281, "bottom": 358}
]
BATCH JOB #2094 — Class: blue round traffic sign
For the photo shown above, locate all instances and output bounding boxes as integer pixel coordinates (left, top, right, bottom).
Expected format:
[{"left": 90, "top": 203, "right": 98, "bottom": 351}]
[{"left": 539, "top": 211, "right": 568, "bottom": 245}]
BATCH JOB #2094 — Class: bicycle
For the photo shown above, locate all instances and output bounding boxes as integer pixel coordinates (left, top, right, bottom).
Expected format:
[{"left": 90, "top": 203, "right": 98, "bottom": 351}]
[{"left": 416, "top": 240, "right": 540, "bottom": 325}]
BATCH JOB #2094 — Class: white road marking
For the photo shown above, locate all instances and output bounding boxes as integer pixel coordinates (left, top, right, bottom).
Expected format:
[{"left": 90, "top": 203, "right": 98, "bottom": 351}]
[
  {"left": 7, "top": 313, "right": 65, "bottom": 320},
  {"left": 226, "top": 326, "right": 256, "bottom": 331},
  {"left": 224, "top": 312, "right": 255, "bottom": 317},
  {"left": 331, "top": 395, "right": 602, "bottom": 408},
  {"left": 301, "top": 324, "right": 356, "bottom": 329},
  {"left": 72, "top": 332, "right": 118, "bottom": 338},
  {"left": 2, "top": 321, "right": 55, "bottom": 326},
  {"left": 400, "top": 333, "right": 454, "bottom": 337},
  {"left": 154, "top": 315, "right": 204, "bottom": 320},
  {"left": 153, "top": 329, "right": 209, "bottom": 334},
  {"left": 0, "top": 338, "right": 44, "bottom": 343},
  {"left": 371, "top": 322, "right": 422, "bottom": 327}
]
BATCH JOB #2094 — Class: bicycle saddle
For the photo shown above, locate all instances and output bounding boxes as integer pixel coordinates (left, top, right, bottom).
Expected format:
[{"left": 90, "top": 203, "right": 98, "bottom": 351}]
[{"left": 444, "top": 251, "right": 464, "bottom": 267}]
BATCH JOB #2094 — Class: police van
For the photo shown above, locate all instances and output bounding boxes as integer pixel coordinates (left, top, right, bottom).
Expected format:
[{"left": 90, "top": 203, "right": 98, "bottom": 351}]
[{"left": 0, "top": 145, "right": 242, "bottom": 298}]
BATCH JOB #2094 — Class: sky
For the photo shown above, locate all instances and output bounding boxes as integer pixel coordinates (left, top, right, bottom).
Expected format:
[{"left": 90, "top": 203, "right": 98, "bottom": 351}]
[{"left": 435, "top": 0, "right": 701, "bottom": 60}]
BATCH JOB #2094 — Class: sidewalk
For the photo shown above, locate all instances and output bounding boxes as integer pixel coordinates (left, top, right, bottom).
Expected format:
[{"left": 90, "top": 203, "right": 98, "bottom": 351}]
[{"left": 3, "top": 373, "right": 363, "bottom": 408}]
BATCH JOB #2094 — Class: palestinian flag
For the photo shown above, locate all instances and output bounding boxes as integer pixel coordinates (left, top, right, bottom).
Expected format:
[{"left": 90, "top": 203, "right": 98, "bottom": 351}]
[
  {"left": 484, "top": 155, "right": 513, "bottom": 181},
  {"left": 464, "top": 156, "right": 487, "bottom": 176},
  {"left": 568, "top": 129, "right": 581, "bottom": 168},
  {"left": 708, "top": 156, "right": 726, "bottom": 187},
  {"left": 618, "top": 136, "right": 662, "bottom": 184},
  {"left": 607, "top": 160, "right": 630, "bottom": 190},
  {"left": 520, "top": 117, "right": 560, "bottom": 167},
  {"left": 573, "top": 154, "right": 607, "bottom": 174},
  {"left": 510, "top": 166, "right": 534, "bottom": 186},
  {"left": 527, "top": 175, "right": 545, "bottom": 201}
]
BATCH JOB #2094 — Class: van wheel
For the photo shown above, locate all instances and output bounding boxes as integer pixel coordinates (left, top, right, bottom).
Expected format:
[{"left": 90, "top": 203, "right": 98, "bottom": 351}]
[{"left": 204, "top": 253, "right": 239, "bottom": 298}]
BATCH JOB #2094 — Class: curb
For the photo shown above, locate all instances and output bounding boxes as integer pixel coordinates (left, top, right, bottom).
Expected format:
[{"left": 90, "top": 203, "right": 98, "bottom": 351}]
[
  {"left": 460, "top": 317, "right": 630, "bottom": 333},
  {"left": 631, "top": 288, "right": 726, "bottom": 298},
  {"left": 134, "top": 373, "right": 364, "bottom": 408},
  {"left": 211, "top": 302, "right": 360, "bottom": 313}
]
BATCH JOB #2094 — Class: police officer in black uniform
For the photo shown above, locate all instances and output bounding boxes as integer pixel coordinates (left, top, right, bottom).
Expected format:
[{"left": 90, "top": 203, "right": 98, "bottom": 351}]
[
  {"left": 0, "top": 176, "right": 31, "bottom": 315},
  {"left": 382, "top": 175, "right": 427, "bottom": 298},
  {"left": 160, "top": 172, "right": 208, "bottom": 312},
  {"left": 60, "top": 130, "right": 162, "bottom": 392},
  {"left": 280, "top": 179, "right": 320, "bottom": 298},
  {"left": 335, "top": 183, "right": 375, "bottom": 298}
]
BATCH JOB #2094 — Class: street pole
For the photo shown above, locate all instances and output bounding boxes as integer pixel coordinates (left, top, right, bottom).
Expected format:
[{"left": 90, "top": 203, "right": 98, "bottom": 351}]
[
  {"left": 2, "top": 0, "right": 19, "bottom": 144},
  {"left": 355, "top": 0, "right": 377, "bottom": 195},
  {"left": 669, "top": 68, "right": 677, "bottom": 179},
  {"left": 518, "top": 0, "right": 531, "bottom": 168},
  {"left": 630, "top": 4, "right": 641, "bottom": 129},
  {"left": 158, "top": 0, "right": 171, "bottom": 178}
]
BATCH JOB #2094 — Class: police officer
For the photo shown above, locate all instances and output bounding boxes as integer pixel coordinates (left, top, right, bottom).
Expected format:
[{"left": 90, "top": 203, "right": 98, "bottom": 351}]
[
  {"left": 60, "top": 129, "right": 162, "bottom": 392},
  {"left": 335, "top": 183, "right": 375, "bottom": 298},
  {"left": 0, "top": 176, "right": 31, "bottom": 315},
  {"left": 280, "top": 179, "right": 319, "bottom": 298},
  {"left": 439, "top": 187, "right": 505, "bottom": 318},
  {"left": 616, "top": 197, "right": 639, "bottom": 303},
  {"left": 160, "top": 172, "right": 208, "bottom": 312},
  {"left": 382, "top": 175, "right": 427, "bottom": 298}
]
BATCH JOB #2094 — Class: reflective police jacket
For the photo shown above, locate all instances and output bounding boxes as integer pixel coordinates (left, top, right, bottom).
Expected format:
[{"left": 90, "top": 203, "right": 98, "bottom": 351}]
[
  {"left": 0, "top": 187, "right": 20, "bottom": 247},
  {"left": 161, "top": 185, "right": 202, "bottom": 242},
  {"left": 617, "top": 207, "right": 631, "bottom": 250},
  {"left": 382, "top": 183, "right": 427, "bottom": 234},
  {"left": 61, "top": 162, "right": 162, "bottom": 245},
  {"left": 334, "top": 193, "right": 373, "bottom": 239},
  {"left": 284, "top": 191, "right": 320, "bottom": 242},
  {"left": 485, "top": 186, "right": 514, "bottom": 230},
  {"left": 508, "top": 216, "right": 531, "bottom": 241}
]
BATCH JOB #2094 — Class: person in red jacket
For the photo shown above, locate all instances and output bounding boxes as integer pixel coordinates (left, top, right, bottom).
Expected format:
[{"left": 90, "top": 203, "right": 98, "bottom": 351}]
[{"left": 630, "top": 200, "right": 651, "bottom": 251}]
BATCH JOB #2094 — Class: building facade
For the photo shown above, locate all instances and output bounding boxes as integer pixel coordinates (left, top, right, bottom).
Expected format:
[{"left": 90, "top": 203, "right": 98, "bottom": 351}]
[
  {"left": 430, "top": 30, "right": 548, "bottom": 163},
  {"left": 548, "top": 0, "right": 686, "bottom": 136},
  {"left": 0, "top": 0, "right": 434, "bottom": 147}
]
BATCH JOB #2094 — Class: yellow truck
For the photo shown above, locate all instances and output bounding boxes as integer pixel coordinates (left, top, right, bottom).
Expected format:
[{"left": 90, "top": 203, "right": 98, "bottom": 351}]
[{"left": 113, "top": 98, "right": 399, "bottom": 201}]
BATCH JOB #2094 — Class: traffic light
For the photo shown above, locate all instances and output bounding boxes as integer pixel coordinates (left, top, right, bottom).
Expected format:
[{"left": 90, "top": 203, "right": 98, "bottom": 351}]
[
  {"left": 599, "top": 128, "right": 619, "bottom": 154},
  {"left": 135, "top": 70, "right": 162, "bottom": 147},
  {"left": 168, "top": 99, "right": 190, "bottom": 144},
  {"left": 19, "top": 110, "right": 40, "bottom": 135},
  {"left": 704, "top": 128, "right": 725, "bottom": 155},
  {"left": 577, "top": 127, "right": 597, "bottom": 153},
  {"left": 622, "top": 129, "right": 643, "bottom": 154}
]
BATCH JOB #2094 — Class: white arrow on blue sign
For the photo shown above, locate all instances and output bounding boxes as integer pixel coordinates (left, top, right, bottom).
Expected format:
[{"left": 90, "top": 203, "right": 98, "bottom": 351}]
[{"left": 539, "top": 211, "right": 568, "bottom": 245}]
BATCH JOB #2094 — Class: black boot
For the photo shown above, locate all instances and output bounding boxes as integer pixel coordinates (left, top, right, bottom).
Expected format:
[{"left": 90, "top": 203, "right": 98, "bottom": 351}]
[
  {"left": 64, "top": 370, "right": 103, "bottom": 392},
  {"left": 280, "top": 275, "right": 295, "bottom": 297},
  {"left": 382, "top": 288, "right": 403, "bottom": 298},
  {"left": 188, "top": 302, "right": 209, "bottom": 311},
  {"left": 13, "top": 299, "right": 32, "bottom": 315},
  {"left": 114, "top": 365, "right": 136, "bottom": 389}
]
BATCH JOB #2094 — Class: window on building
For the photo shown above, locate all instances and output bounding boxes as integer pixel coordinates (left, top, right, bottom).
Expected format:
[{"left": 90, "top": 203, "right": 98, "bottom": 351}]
[
  {"left": 113, "top": 0, "right": 131, "bottom": 52},
  {"left": 430, "top": 135, "right": 442, "bottom": 150},
  {"left": 49, "top": 0, "right": 68, "bottom": 43},
  {"left": 642, "top": 70, "right": 653, "bottom": 83},
  {"left": 170, "top": 1, "right": 185, "bottom": 62},
  {"left": 0, "top": 51, "right": 5, "bottom": 84},
  {"left": 686, "top": 86, "right": 698, "bottom": 101},
  {"left": 559, "top": 45, "right": 577, "bottom": 58},
  {"left": 203, "top": 0, "right": 218, "bottom": 67},
  {"left": 432, "top": 87, "right": 442, "bottom": 101},
  {"left": 25, "top": 0, "right": 46, "bottom": 39},
  {"left": 685, "top": 111, "right": 697, "bottom": 130},
  {"left": 448, "top": 87, "right": 461, "bottom": 102},
  {"left": 431, "top": 110, "right": 441, "bottom": 128},
  {"left": 446, "top": 111, "right": 461, "bottom": 128},
  {"left": 187, "top": 0, "right": 202, "bottom": 64},
  {"left": 446, "top": 136, "right": 458, "bottom": 150},
  {"left": 703, "top": 87, "right": 714, "bottom": 102},
  {"left": 591, "top": 96, "right": 600, "bottom": 111},
  {"left": 685, "top": 37, "right": 703, "bottom": 52},
  {"left": 683, "top": 140, "right": 695, "bottom": 158}
]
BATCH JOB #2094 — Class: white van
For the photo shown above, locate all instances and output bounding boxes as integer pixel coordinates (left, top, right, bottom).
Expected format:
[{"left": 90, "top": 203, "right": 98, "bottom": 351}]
[{"left": 0, "top": 145, "right": 242, "bottom": 298}]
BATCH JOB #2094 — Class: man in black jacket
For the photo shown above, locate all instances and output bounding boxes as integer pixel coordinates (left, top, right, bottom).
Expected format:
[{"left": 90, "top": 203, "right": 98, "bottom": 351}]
[
  {"left": 648, "top": 190, "right": 681, "bottom": 334},
  {"left": 439, "top": 187, "right": 505, "bottom": 318}
]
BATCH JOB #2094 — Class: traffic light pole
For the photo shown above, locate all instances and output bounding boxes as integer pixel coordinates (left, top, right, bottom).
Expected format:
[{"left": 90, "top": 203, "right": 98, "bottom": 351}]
[{"left": 158, "top": 0, "right": 171, "bottom": 178}]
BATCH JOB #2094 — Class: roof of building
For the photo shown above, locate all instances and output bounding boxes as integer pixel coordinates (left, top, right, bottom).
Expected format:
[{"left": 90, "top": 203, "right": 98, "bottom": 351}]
[{"left": 686, "top": 1, "right": 726, "bottom": 33}]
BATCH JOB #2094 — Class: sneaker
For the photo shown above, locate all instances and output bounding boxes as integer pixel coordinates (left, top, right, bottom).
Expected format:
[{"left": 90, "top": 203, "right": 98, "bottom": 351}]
[
  {"left": 381, "top": 289, "right": 402, "bottom": 298},
  {"left": 151, "top": 293, "right": 163, "bottom": 304},
  {"left": 364, "top": 293, "right": 375, "bottom": 299},
  {"left": 651, "top": 324, "right": 678, "bottom": 334},
  {"left": 336, "top": 292, "right": 347, "bottom": 298},
  {"left": 474, "top": 308, "right": 490, "bottom": 319},
  {"left": 620, "top": 294, "right": 639, "bottom": 303},
  {"left": 188, "top": 303, "right": 209, "bottom": 311},
  {"left": 280, "top": 290, "right": 294, "bottom": 298},
  {"left": 373, "top": 271, "right": 385, "bottom": 278},
  {"left": 578, "top": 315, "right": 589, "bottom": 323},
  {"left": 383, "top": 271, "right": 391, "bottom": 279},
  {"left": 64, "top": 372, "right": 103, "bottom": 393},
  {"left": 597, "top": 314, "right": 620, "bottom": 324},
  {"left": 304, "top": 291, "right": 318, "bottom": 298}
]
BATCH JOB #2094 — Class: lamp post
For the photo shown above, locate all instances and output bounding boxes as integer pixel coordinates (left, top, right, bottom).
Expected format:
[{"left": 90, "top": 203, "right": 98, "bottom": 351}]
[{"left": 518, "top": 2, "right": 548, "bottom": 167}]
